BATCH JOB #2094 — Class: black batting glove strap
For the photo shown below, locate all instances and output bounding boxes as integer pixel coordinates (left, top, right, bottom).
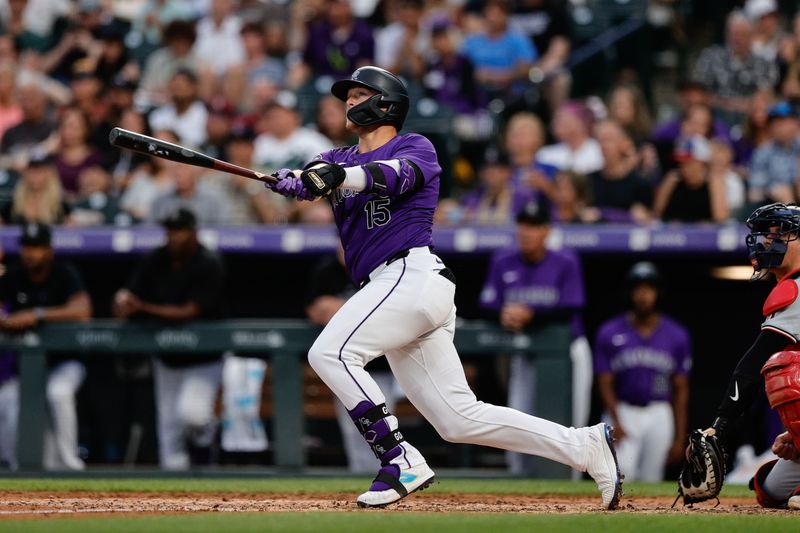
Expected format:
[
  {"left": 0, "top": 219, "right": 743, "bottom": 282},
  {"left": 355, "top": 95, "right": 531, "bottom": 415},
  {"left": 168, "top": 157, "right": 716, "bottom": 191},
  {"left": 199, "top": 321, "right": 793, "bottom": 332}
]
[{"left": 301, "top": 164, "right": 345, "bottom": 197}]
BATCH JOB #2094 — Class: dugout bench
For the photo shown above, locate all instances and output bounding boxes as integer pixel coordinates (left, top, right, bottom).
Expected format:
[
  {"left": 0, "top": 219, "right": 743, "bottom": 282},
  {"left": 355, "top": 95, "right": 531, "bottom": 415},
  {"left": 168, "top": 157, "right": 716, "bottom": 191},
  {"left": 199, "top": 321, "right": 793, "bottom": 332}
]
[{"left": 7, "top": 320, "right": 572, "bottom": 477}]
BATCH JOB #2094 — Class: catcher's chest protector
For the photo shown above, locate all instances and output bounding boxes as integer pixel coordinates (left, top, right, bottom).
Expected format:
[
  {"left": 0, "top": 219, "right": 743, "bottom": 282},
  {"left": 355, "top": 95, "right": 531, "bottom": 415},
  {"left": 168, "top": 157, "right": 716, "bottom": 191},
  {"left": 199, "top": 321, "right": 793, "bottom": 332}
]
[{"left": 762, "top": 351, "right": 800, "bottom": 448}]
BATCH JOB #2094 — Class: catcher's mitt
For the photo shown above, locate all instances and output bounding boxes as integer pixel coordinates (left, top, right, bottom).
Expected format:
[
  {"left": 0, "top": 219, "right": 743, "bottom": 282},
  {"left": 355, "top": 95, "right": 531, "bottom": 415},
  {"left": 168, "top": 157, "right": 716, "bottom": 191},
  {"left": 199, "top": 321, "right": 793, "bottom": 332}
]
[{"left": 673, "top": 429, "right": 727, "bottom": 506}]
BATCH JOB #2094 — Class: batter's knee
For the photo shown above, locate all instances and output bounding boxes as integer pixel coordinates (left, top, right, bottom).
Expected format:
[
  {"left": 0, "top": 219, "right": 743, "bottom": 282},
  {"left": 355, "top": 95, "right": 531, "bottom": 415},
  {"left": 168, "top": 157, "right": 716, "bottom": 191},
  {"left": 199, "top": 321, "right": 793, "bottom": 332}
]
[
  {"left": 307, "top": 342, "right": 331, "bottom": 377},
  {"left": 428, "top": 415, "right": 471, "bottom": 444}
]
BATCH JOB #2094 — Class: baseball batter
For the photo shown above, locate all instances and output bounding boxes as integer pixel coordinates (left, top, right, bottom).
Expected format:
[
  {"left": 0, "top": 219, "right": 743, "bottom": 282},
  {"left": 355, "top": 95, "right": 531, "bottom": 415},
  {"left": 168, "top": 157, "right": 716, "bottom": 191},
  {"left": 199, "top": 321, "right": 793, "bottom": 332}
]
[
  {"left": 267, "top": 66, "right": 623, "bottom": 509},
  {"left": 698, "top": 203, "right": 800, "bottom": 508}
]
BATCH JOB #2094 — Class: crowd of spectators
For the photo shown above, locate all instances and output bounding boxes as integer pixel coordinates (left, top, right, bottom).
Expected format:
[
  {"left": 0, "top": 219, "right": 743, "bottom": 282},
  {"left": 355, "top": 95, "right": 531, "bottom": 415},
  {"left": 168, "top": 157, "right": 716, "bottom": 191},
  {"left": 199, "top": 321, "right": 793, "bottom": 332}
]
[{"left": 0, "top": 0, "right": 796, "bottom": 230}]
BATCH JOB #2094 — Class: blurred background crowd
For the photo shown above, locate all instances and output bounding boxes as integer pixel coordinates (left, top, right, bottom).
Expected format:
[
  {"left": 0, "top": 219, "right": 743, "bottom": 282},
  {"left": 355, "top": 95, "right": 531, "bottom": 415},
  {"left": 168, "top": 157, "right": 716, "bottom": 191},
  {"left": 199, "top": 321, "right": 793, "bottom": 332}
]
[
  {"left": 0, "top": 0, "right": 798, "bottom": 229},
  {"left": 0, "top": 0, "right": 795, "bottom": 480}
]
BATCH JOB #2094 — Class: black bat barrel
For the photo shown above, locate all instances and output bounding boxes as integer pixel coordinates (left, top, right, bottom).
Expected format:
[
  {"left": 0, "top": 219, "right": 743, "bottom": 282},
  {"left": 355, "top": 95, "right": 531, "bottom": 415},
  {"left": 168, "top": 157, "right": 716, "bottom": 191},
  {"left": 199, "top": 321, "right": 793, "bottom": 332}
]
[{"left": 108, "top": 127, "right": 216, "bottom": 169}]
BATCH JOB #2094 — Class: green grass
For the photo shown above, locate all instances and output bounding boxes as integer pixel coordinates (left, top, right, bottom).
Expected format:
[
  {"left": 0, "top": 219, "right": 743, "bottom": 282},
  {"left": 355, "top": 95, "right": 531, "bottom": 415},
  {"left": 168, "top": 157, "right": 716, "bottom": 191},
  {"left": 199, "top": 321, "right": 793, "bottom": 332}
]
[
  {"left": 0, "top": 478, "right": 788, "bottom": 533},
  {"left": 0, "top": 513, "right": 794, "bottom": 533},
  {"left": 0, "top": 477, "right": 755, "bottom": 498}
]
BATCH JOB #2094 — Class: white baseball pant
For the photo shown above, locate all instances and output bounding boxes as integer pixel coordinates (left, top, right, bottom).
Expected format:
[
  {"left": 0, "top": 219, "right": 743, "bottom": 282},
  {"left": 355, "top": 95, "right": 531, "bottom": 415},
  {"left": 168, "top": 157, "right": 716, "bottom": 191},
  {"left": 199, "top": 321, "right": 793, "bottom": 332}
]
[
  {"left": 0, "top": 378, "right": 18, "bottom": 469},
  {"left": 602, "top": 401, "right": 674, "bottom": 481},
  {"left": 153, "top": 358, "right": 223, "bottom": 470},
  {"left": 308, "top": 247, "right": 595, "bottom": 471},
  {"left": 506, "top": 336, "right": 593, "bottom": 474},
  {"left": 44, "top": 360, "right": 86, "bottom": 471}
]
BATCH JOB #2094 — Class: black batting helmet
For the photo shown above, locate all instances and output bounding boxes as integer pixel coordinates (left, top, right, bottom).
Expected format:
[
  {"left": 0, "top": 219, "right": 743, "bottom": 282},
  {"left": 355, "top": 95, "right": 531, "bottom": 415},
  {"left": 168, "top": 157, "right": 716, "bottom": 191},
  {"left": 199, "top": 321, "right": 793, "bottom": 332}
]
[
  {"left": 746, "top": 202, "right": 800, "bottom": 280},
  {"left": 330, "top": 66, "right": 409, "bottom": 129},
  {"left": 626, "top": 261, "right": 661, "bottom": 287}
]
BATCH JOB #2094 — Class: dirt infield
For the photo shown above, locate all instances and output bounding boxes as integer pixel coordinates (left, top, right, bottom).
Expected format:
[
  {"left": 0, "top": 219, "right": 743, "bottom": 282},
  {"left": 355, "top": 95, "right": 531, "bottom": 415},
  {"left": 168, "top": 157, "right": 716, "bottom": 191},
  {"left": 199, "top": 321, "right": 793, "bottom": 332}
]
[{"left": 0, "top": 491, "right": 784, "bottom": 518}]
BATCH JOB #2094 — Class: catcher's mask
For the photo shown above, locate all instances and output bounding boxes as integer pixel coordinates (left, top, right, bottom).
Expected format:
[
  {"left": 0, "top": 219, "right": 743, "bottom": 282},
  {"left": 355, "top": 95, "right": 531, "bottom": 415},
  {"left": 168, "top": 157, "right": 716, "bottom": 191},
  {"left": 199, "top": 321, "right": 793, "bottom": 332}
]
[
  {"left": 746, "top": 202, "right": 800, "bottom": 281},
  {"left": 331, "top": 66, "right": 409, "bottom": 129}
]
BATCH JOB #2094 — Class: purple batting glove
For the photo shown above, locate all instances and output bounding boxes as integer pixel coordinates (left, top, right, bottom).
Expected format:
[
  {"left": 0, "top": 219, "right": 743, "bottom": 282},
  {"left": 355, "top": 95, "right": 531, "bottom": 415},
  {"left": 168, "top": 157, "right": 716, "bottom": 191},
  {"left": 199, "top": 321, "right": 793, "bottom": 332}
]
[{"left": 267, "top": 169, "right": 316, "bottom": 201}]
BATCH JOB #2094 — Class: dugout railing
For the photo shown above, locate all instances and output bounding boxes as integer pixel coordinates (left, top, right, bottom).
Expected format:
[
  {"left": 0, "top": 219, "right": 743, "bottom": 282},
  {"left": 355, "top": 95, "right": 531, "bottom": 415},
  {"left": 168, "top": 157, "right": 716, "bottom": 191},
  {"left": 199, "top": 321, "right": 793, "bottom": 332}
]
[{"left": 5, "top": 320, "right": 572, "bottom": 477}]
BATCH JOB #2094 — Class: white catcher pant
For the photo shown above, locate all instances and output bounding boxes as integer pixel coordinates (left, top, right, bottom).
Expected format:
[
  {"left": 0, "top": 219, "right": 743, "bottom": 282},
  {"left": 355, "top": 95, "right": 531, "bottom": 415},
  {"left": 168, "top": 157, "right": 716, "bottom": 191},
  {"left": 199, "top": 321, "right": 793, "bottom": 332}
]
[
  {"left": 153, "top": 358, "right": 223, "bottom": 470},
  {"left": 602, "top": 401, "right": 674, "bottom": 481},
  {"left": 44, "top": 360, "right": 86, "bottom": 471},
  {"left": 308, "top": 247, "right": 594, "bottom": 472},
  {"left": 506, "top": 336, "right": 593, "bottom": 475}
]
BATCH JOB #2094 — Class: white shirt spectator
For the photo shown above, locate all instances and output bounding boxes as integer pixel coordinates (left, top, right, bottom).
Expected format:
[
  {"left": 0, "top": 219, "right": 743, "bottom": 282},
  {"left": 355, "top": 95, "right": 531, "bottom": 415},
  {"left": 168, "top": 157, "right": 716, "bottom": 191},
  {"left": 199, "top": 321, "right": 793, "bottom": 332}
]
[
  {"left": 193, "top": 14, "right": 245, "bottom": 76},
  {"left": 375, "top": 22, "right": 428, "bottom": 71},
  {"left": 120, "top": 171, "right": 174, "bottom": 221},
  {"left": 0, "top": 0, "right": 70, "bottom": 39},
  {"left": 253, "top": 128, "right": 334, "bottom": 171},
  {"left": 535, "top": 139, "right": 604, "bottom": 175},
  {"left": 149, "top": 100, "right": 208, "bottom": 148}
]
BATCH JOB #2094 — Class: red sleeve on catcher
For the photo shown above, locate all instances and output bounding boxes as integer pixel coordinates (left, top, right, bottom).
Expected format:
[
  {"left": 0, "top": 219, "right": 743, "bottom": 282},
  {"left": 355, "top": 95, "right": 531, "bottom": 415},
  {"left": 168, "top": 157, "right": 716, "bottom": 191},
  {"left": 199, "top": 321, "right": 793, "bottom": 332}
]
[{"left": 763, "top": 279, "right": 799, "bottom": 317}]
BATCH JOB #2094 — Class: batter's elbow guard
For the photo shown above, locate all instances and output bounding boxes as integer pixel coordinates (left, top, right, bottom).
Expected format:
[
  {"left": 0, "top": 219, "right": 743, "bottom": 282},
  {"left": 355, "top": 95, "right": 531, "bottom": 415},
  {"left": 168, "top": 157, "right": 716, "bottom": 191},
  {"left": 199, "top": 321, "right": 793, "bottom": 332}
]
[
  {"left": 750, "top": 459, "right": 784, "bottom": 508},
  {"left": 762, "top": 351, "right": 800, "bottom": 449}
]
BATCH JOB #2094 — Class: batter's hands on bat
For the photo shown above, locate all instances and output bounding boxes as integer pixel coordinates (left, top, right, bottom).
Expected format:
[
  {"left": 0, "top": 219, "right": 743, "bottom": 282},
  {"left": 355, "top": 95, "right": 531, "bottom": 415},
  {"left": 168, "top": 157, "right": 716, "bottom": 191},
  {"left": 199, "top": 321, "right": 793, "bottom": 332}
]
[
  {"left": 500, "top": 303, "right": 534, "bottom": 332},
  {"left": 301, "top": 163, "right": 345, "bottom": 197},
  {"left": 772, "top": 431, "right": 800, "bottom": 461},
  {"left": 267, "top": 168, "right": 316, "bottom": 200}
]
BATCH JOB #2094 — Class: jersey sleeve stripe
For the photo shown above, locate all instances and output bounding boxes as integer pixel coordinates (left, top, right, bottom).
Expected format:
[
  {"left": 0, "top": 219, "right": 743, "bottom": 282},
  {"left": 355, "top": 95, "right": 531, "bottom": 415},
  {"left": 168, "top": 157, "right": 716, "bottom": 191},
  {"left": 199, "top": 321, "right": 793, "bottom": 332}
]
[{"left": 761, "top": 325, "right": 799, "bottom": 343}]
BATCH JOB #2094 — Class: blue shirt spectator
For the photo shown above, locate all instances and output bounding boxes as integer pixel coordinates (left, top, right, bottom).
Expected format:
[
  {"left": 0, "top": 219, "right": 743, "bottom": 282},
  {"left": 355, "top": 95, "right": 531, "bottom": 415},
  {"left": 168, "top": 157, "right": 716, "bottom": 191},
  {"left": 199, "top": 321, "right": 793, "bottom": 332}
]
[
  {"left": 748, "top": 102, "right": 800, "bottom": 204},
  {"left": 461, "top": 0, "right": 537, "bottom": 98}
]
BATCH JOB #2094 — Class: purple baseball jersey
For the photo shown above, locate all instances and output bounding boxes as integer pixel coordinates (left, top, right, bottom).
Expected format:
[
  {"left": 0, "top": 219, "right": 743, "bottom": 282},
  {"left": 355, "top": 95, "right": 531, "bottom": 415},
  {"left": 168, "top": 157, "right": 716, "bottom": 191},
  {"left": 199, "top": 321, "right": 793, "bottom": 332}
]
[
  {"left": 311, "top": 133, "right": 441, "bottom": 284},
  {"left": 479, "top": 247, "right": 585, "bottom": 335},
  {"left": 593, "top": 314, "right": 692, "bottom": 405}
]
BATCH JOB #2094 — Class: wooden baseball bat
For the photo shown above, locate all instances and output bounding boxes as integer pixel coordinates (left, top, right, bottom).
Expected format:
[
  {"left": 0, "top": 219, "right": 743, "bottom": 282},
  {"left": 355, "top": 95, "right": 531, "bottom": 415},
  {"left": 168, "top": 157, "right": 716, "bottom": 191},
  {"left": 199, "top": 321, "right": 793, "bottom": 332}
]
[{"left": 108, "top": 127, "right": 276, "bottom": 184}]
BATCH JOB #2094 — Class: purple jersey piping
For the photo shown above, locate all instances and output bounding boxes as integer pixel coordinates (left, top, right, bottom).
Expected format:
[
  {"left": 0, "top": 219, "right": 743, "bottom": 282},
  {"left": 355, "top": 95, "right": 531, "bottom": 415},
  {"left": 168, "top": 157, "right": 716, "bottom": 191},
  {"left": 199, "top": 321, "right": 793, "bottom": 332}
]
[{"left": 337, "top": 258, "right": 407, "bottom": 403}]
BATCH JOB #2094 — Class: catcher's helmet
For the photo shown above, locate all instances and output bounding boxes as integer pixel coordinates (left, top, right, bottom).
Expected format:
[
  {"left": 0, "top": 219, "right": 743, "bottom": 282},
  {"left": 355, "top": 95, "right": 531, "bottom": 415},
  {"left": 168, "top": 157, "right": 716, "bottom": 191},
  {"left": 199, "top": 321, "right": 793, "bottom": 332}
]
[
  {"left": 626, "top": 261, "right": 661, "bottom": 287},
  {"left": 330, "top": 66, "right": 409, "bottom": 129},
  {"left": 746, "top": 202, "right": 800, "bottom": 280}
]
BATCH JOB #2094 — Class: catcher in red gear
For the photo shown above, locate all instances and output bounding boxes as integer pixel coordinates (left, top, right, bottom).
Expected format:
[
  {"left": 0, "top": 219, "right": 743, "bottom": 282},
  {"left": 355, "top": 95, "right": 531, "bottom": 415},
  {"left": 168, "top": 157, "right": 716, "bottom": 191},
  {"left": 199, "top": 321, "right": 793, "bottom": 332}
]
[{"left": 678, "top": 203, "right": 800, "bottom": 508}]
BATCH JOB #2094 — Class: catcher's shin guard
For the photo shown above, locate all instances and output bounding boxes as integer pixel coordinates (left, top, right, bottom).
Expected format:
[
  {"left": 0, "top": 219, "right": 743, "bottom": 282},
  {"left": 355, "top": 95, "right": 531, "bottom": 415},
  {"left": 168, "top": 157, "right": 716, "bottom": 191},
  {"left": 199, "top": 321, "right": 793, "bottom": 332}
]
[
  {"left": 762, "top": 351, "right": 800, "bottom": 448},
  {"left": 749, "top": 459, "right": 785, "bottom": 509}
]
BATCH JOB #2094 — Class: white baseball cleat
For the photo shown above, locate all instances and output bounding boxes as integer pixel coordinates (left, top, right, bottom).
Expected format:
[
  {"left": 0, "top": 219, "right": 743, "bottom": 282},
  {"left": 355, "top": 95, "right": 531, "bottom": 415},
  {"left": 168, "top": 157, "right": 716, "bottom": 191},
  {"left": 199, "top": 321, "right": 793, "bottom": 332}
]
[
  {"left": 356, "top": 463, "right": 436, "bottom": 508},
  {"left": 585, "top": 423, "right": 624, "bottom": 510}
]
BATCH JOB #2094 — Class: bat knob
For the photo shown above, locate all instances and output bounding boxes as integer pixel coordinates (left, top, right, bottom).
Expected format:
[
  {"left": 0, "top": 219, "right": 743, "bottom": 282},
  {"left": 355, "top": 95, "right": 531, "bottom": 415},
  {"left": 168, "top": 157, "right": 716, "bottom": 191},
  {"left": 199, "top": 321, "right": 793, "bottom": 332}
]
[{"left": 108, "top": 127, "right": 122, "bottom": 146}]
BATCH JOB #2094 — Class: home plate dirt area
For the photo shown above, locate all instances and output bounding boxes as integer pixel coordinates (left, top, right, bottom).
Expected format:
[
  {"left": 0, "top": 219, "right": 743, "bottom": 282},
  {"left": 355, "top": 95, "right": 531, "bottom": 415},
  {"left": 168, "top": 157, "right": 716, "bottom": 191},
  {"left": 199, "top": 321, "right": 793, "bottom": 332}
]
[{"left": 0, "top": 492, "right": 783, "bottom": 517}]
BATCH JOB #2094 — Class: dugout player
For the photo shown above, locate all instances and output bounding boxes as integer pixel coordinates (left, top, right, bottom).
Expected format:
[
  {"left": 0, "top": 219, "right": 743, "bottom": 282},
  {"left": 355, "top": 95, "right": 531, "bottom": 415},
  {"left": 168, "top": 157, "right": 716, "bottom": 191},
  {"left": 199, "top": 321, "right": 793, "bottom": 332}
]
[
  {"left": 266, "top": 65, "right": 623, "bottom": 509},
  {"left": 479, "top": 200, "right": 592, "bottom": 476},
  {"left": 595, "top": 262, "right": 691, "bottom": 482},
  {"left": 0, "top": 223, "right": 92, "bottom": 470},
  {"left": 696, "top": 202, "right": 800, "bottom": 508},
  {"left": 112, "top": 207, "right": 226, "bottom": 470}
]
